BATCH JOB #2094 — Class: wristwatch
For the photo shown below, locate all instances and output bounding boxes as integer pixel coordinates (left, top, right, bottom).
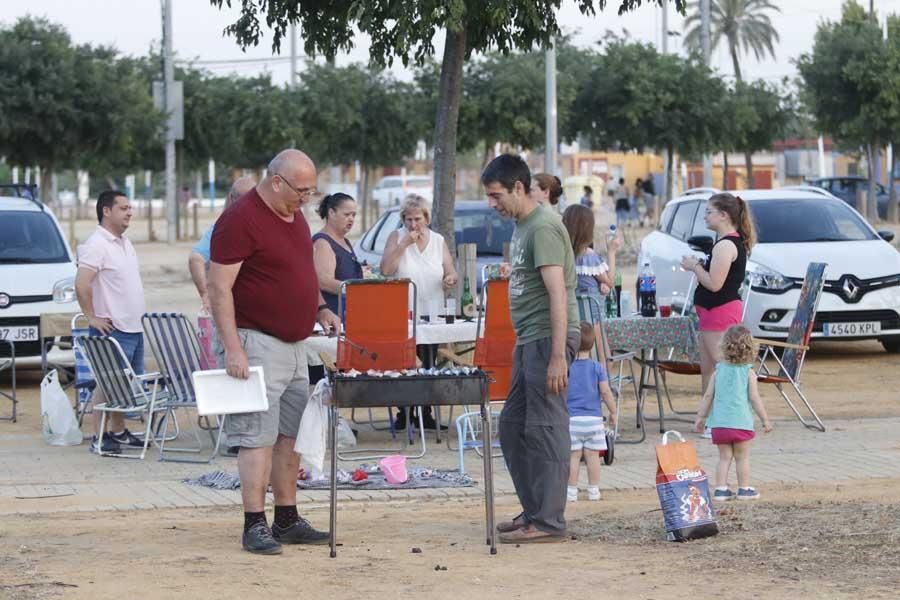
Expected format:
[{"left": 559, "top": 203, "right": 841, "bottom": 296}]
[{"left": 316, "top": 304, "right": 329, "bottom": 313}]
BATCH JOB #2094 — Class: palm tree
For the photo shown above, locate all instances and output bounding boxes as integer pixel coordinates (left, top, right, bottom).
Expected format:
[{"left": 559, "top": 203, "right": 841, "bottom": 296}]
[{"left": 684, "top": 0, "right": 781, "bottom": 184}]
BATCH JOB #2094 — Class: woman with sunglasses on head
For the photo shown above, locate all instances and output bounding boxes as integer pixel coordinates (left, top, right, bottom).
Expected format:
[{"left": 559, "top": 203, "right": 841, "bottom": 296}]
[
  {"left": 680, "top": 193, "right": 756, "bottom": 409},
  {"left": 312, "top": 193, "right": 363, "bottom": 320}
]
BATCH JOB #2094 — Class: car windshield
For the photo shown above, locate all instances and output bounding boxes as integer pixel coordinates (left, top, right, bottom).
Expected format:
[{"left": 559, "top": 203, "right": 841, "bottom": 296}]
[
  {"left": 750, "top": 199, "right": 877, "bottom": 243},
  {"left": 454, "top": 209, "right": 514, "bottom": 256},
  {"left": 0, "top": 211, "right": 69, "bottom": 263}
]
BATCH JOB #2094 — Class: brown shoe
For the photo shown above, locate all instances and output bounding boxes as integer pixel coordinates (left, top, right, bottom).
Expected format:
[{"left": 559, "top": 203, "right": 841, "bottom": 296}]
[
  {"left": 496, "top": 513, "right": 526, "bottom": 533},
  {"left": 499, "top": 525, "right": 566, "bottom": 544}
]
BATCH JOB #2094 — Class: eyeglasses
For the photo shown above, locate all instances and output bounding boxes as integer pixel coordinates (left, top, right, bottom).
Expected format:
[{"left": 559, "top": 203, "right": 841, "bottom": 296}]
[{"left": 275, "top": 173, "right": 317, "bottom": 199}]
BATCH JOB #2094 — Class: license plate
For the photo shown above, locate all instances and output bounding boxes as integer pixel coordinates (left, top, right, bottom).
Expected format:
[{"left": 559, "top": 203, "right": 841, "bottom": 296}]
[
  {"left": 0, "top": 326, "right": 40, "bottom": 342},
  {"left": 822, "top": 322, "right": 882, "bottom": 337}
]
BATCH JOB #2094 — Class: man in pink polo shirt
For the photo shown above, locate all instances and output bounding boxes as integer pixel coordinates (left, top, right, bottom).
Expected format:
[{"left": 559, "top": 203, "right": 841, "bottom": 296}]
[{"left": 74, "top": 190, "right": 147, "bottom": 455}]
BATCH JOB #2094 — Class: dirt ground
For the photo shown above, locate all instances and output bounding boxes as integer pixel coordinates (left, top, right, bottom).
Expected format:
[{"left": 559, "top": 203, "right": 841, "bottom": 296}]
[{"left": 1, "top": 480, "right": 898, "bottom": 600}]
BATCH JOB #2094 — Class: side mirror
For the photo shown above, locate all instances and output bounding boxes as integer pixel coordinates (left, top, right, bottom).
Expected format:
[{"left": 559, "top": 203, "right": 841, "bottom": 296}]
[
  {"left": 878, "top": 230, "right": 895, "bottom": 242},
  {"left": 687, "top": 235, "right": 714, "bottom": 254}
]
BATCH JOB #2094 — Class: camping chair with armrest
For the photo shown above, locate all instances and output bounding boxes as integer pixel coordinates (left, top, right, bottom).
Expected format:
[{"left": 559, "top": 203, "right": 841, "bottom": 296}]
[
  {"left": 336, "top": 279, "right": 422, "bottom": 459},
  {"left": 142, "top": 312, "right": 225, "bottom": 463},
  {"left": 576, "top": 294, "right": 643, "bottom": 444},
  {"left": 754, "top": 262, "right": 827, "bottom": 432},
  {"left": 438, "top": 276, "right": 512, "bottom": 473},
  {"left": 77, "top": 335, "right": 170, "bottom": 459}
]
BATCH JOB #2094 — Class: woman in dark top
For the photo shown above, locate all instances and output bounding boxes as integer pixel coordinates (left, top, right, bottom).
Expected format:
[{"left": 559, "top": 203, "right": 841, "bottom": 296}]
[
  {"left": 680, "top": 192, "right": 756, "bottom": 397},
  {"left": 313, "top": 193, "right": 363, "bottom": 318}
]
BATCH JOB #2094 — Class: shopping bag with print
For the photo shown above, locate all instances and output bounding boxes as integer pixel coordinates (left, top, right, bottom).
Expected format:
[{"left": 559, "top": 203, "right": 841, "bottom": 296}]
[{"left": 655, "top": 431, "right": 718, "bottom": 541}]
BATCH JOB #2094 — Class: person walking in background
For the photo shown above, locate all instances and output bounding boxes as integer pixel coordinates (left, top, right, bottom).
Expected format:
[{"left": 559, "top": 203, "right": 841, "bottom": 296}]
[
  {"left": 694, "top": 325, "right": 772, "bottom": 501},
  {"left": 312, "top": 192, "right": 363, "bottom": 318},
  {"left": 209, "top": 149, "right": 340, "bottom": 555},
  {"left": 189, "top": 176, "right": 256, "bottom": 312},
  {"left": 482, "top": 154, "right": 580, "bottom": 544},
  {"left": 567, "top": 322, "right": 617, "bottom": 503},
  {"left": 613, "top": 178, "right": 630, "bottom": 227},
  {"left": 579, "top": 185, "right": 594, "bottom": 209},
  {"left": 680, "top": 192, "right": 755, "bottom": 415},
  {"left": 74, "top": 190, "right": 147, "bottom": 455},
  {"left": 642, "top": 175, "right": 657, "bottom": 225},
  {"left": 631, "top": 177, "right": 645, "bottom": 226}
]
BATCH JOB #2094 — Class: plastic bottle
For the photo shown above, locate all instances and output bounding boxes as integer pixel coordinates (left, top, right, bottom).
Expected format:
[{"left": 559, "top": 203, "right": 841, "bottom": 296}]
[
  {"left": 620, "top": 290, "right": 634, "bottom": 318},
  {"left": 638, "top": 260, "right": 658, "bottom": 317}
]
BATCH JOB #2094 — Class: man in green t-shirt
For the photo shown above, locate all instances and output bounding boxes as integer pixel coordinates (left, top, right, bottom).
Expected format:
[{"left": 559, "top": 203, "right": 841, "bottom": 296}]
[{"left": 482, "top": 154, "right": 580, "bottom": 544}]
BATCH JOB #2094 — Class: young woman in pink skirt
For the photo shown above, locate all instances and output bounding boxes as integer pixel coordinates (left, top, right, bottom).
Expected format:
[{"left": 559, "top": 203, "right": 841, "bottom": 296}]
[
  {"left": 694, "top": 325, "right": 772, "bottom": 500},
  {"left": 680, "top": 192, "right": 756, "bottom": 404}
]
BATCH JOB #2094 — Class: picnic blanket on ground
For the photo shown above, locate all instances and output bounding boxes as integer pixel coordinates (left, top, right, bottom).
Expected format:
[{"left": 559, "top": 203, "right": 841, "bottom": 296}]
[{"left": 184, "top": 467, "right": 474, "bottom": 491}]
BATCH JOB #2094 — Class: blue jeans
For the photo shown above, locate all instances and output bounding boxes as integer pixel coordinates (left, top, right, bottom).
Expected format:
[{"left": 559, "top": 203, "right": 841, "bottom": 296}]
[{"left": 89, "top": 328, "right": 145, "bottom": 375}]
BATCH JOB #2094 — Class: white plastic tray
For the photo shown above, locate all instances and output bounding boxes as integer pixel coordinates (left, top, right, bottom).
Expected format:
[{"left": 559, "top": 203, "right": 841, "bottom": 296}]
[{"left": 192, "top": 366, "right": 268, "bottom": 416}]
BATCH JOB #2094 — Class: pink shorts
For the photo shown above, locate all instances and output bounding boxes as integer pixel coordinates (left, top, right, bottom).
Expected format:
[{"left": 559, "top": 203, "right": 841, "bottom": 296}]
[
  {"left": 696, "top": 300, "right": 743, "bottom": 332},
  {"left": 711, "top": 427, "right": 755, "bottom": 445}
]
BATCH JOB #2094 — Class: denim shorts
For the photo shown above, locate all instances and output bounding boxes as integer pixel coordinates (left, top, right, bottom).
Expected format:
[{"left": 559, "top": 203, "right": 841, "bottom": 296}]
[{"left": 89, "top": 328, "right": 145, "bottom": 375}]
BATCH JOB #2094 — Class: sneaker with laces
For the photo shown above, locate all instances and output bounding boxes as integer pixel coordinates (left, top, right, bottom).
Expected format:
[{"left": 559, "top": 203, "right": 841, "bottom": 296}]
[
  {"left": 737, "top": 487, "right": 760, "bottom": 500},
  {"left": 89, "top": 433, "right": 121, "bottom": 455},
  {"left": 110, "top": 428, "right": 145, "bottom": 448},
  {"left": 242, "top": 522, "right": 283, "bottom": 555},
  {"left": 713, "top": 488, "right": 735, "bottom": 501},
  {"left": 587, "top": 486, "right": 602, "bottom": 501},
  {"left": 566, "top": 486, "right": 579, "bottom": 503},
  {"left": 271, "top": 517, "right": 329, "bottom": 545}
]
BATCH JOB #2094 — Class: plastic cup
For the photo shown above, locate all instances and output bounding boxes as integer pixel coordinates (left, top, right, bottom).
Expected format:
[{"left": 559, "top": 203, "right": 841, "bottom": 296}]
[{"left": 660, "top": 305, "right": 672, "bottom": 318}]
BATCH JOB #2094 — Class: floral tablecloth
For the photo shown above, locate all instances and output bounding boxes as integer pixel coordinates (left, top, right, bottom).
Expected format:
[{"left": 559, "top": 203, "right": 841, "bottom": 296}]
[{"left": 605, "top": 315, "right": 698, "bottom": 355}]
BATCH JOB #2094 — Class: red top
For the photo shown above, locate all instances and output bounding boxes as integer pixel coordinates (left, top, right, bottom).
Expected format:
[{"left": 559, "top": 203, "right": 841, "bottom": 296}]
[{"left": 211, "top": 189, "right": 318, "bottom": 343}]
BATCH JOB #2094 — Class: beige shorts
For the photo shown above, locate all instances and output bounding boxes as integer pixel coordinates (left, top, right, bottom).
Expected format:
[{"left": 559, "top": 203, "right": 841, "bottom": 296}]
[{"left": 215, "top": 328, "right": 309, "bottom": 448}]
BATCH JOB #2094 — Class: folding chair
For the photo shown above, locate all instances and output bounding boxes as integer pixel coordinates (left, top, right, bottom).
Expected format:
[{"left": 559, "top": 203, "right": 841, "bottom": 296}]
[
  {"left": 576, "top": 294, "right": 643, "bottom": 444},
  {"left": 754, "top": 262, "right": 827, "bottom": 432},
  {"left": 336, "top": 279, "right": 421, "bottom": 459},
  {"left": 71, "top": 314, "right": 95, "bottom": 426},
  {"left": 77, "top": 335, "right": 170, "bottom": 459},
  {"left": 142, "top": 312, "right": 224, "bottom": 463},
  {"left": 439, "top": 277, "right": 514, "bottom": 473},
  {"left": 0, "top": 339, "right": 16, "bottom": 423}
]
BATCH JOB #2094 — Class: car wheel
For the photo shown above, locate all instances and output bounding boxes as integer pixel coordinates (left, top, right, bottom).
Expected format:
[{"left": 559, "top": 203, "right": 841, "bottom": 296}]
[{"left": 881, "top": 339, "right": 900, "bottom": 353}]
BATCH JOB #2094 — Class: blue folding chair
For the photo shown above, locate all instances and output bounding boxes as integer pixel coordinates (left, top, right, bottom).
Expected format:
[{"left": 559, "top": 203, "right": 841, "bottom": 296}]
[{"left": 71, "top": 314, "right": 95, "bottom": 426}]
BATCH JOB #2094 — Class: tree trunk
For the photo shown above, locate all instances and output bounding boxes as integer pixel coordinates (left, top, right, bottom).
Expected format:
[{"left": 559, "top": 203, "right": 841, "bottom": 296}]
[
  {"left": 432, "top": 24, "right": 467, "bottom": 258},
  {"left": 867, "top": 140, "right": 879, "bottom": 222},
  {"left": 39, "top": 167, "right": 54, "bottom": 206},
  {"left": 889, "top": 147, "right": 898, "bottom": 223},
  {"left": 729, "top": 43, "right": 742, "bottom": 83},
  {"left": 359, "top": 165, "right": 371, "bottom": 231},
  {"left": 665, "top": 146, "right": 675, "bottom": 206},
  {"left": 722, "top": 153, "right": 729, "bottom": 189},
  {"left": 744, "top": 152, "right": 754, "bottom": 189}
]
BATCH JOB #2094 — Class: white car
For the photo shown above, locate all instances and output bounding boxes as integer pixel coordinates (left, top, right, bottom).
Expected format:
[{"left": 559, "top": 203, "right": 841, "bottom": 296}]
[
  {"left": 0, "top": 195, "right": 79, "bottom": 366},
  {"left": 640, "top": 188, "right": 900, "bottom": 353},
  {"left": 371, "top": 175, "right": 433, "bottom": 208}
]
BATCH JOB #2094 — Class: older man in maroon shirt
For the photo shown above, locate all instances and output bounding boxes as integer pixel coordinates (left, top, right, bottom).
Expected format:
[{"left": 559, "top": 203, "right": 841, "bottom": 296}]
[{"left": 209, "top": 149, "right": 341, "bottom": 555}]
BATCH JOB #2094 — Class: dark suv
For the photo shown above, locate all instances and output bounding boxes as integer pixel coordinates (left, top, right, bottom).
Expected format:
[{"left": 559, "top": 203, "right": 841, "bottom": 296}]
[{"left": 807, "top": 176, "right": 893, "bottom": 219}]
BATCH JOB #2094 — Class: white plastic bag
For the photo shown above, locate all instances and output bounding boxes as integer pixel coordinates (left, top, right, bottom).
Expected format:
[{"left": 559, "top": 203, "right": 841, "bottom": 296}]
[
  {"left": 336, "top": 416, "right": 357, "bottom": 449},
  {"left": 295, "top": 379, "right": 330, "bottom": 471},
  {"left": 40, "top": 370, "right": 83, "bottom": 446}
]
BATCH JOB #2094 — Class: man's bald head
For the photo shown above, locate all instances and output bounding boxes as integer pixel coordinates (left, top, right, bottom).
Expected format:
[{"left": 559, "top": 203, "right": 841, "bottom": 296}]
[
  {"left": 226, "top": 175, "right": 257, "bottom": 209},
  {"left": 268, "top": 149, "right": 315, "bottom": 181}
]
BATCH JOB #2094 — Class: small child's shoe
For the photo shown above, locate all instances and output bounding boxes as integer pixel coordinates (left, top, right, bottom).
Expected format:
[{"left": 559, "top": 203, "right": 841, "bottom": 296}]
[
  {"left": 713, "top": 488, "right": 734, "bottom": 501},
  {"left": 737, "top": 487, "right": 760, "bottom": 500},
  {"left": 586, "top": 486, "right": 602, "bottom": 501},
  {"left": 567, "top": 486, "right": 579, "bottom": 503}
]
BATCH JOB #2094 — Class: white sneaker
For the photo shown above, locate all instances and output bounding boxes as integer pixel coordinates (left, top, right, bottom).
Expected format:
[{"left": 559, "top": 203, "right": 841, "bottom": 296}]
[
  {"left": 567, "top": 486, "right": 579, "bottom": 502},
  {"left": 587, "top": 486, "right": 602, "bottom": 501}
]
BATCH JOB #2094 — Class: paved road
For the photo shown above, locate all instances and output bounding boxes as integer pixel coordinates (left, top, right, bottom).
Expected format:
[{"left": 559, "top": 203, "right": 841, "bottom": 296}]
[{"left": 2, "top": 409, "right": 898, "bottom": 516}]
